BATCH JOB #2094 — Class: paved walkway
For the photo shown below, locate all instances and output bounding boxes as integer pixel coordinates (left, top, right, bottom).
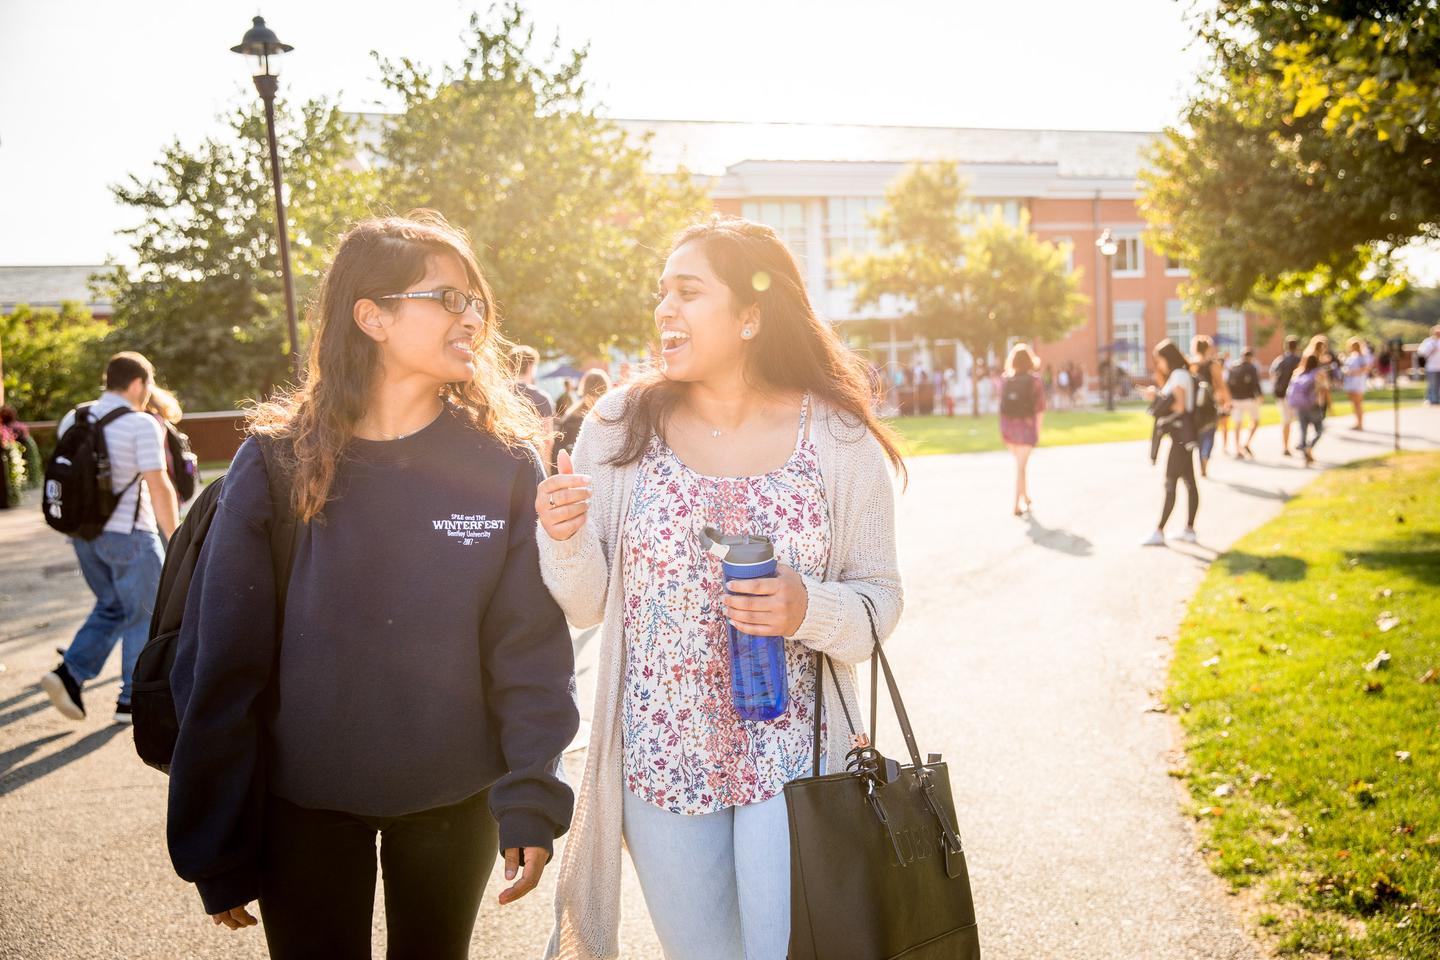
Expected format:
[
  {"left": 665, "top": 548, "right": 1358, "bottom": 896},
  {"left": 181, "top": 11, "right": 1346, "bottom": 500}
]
[{"left": 2, "top": 406, "right": 1436, "bottom": 959}]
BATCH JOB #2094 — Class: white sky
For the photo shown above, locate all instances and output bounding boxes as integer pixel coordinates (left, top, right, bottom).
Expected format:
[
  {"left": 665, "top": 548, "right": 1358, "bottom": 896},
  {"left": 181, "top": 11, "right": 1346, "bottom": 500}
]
[{"left": 1, "top": 0, "right": 1433, "bottom": 279}]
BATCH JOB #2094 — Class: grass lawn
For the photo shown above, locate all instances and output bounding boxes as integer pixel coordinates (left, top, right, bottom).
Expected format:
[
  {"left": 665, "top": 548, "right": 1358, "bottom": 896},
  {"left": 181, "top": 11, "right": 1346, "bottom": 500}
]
[
  {"left": 1168, "top": 452, "right": 1440, "bottom": 957},
  {"left": 891, "top": 385, "right": 1426, "bottom": 456}
]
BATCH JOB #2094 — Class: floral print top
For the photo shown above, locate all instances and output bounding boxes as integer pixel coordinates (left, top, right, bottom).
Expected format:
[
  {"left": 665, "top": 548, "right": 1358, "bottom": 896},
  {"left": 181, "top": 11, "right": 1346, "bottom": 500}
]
[{"left": 621, "top": 396, "right": 831, "bottom": 815}]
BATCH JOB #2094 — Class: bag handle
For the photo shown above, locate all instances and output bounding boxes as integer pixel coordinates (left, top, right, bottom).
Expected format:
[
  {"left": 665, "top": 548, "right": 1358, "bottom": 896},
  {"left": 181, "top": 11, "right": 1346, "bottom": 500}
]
[{"left": 808, "top": 593, "right": 927, "bottom": 777}]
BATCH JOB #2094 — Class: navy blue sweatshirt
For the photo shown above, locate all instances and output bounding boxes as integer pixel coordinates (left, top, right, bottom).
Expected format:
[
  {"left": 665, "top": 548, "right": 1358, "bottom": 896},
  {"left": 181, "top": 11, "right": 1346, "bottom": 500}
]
[{"left": 166, "top": 407, "right": 579, "bottom": 914}]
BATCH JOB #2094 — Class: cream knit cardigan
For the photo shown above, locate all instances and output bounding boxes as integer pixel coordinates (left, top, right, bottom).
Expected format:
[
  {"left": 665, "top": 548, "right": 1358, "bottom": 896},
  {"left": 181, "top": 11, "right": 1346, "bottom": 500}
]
[{"left": 537, "top": 388, "right": 904, "bottom": 960}]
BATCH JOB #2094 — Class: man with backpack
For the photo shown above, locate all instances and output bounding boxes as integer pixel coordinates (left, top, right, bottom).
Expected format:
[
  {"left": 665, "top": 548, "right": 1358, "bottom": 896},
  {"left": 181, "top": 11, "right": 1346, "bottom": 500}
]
[
  {"left": 1270, "top": 336, "right": 1303, "bottom": 456},
  {"left": 1226, "top": 347, "right": 1263, "bottom": 459},
  {"left": 40, "top": 352, "right": 179, "bottom": 725}
]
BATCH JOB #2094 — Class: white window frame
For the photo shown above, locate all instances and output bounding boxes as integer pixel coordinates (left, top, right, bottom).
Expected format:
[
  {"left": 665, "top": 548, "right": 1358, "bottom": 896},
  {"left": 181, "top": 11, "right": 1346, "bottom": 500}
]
[
  {"left": 1112, "top": 300, "right": 1147, "bottom": 376},
  {"left": 1165, "top": 299, "right": 1195, "bottom": 350},
  {"left": 1216, "top": 308, "right": 1247, "bottom": 353},
  {"left": 742, "top": 200, "right": 810, "bottom": 271},
  {"left": 1112, "top": 233, "right": 1144, "bottom": 278},
  {"left": 1164, "top": 255, "right": 1189, "bottom": 277},
  {"left": 1053, "top": 235, "right": 1074, "bottom": 274}
]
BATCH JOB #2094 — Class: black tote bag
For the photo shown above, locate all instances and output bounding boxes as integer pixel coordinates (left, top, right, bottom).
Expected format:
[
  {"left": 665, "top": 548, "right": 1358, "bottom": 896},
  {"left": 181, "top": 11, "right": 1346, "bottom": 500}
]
[{"left": 784, "top": 603, "right": 980, "bottom": 959}]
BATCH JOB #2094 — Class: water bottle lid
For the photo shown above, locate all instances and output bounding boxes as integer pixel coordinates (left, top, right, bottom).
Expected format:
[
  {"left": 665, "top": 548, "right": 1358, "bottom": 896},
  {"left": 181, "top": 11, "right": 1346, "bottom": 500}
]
[{"left": 698, "top": 526, "right": 775, "bottom": 564}]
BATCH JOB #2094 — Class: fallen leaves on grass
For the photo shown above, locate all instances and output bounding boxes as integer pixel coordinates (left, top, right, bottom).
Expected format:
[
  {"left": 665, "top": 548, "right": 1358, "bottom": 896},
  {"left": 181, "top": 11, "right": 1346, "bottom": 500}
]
[
  {"left": 1364, "top": 680, "right": 1385, "bottom": 694},
  {"left": 1419, "top": 668, "right": 1438, "bottom": 685},
  {"left": 1395, "top": 751, "right": 1411, "bottom": 764},
  {"left": 1376, "top": 612, "right": 1401, "bottom": 632},
  {"left": 1364, "top": 650, "right": 1392, "bottom": 671}
]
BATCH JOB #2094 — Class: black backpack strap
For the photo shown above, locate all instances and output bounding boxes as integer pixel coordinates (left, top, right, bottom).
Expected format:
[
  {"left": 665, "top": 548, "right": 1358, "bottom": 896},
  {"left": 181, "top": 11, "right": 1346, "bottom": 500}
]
[
  {"left": 91, "top": 405, "right": 145, "bottom": 528},
  {"left": 255, "top": 437, "right": 300, "bottom": 617}
]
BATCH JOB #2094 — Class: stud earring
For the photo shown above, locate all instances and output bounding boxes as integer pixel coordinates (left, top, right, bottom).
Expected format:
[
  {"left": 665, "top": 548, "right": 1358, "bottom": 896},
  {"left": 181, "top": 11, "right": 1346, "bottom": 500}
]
[{"left": 742, "top": 328, "right": 753, "bottom": 339}]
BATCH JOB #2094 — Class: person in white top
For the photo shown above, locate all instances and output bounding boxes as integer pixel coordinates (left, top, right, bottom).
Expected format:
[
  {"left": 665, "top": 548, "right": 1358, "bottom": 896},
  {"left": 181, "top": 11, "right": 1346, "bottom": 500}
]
[
  {"left": 1419, "top": 325, "right": 1440, "bottom": 405},
  {"left": 1142, "top": 338, "right": 1199, "bottom": 547},
  {"left": 41, "top": 352, "right": 179, "bottom": 725}
]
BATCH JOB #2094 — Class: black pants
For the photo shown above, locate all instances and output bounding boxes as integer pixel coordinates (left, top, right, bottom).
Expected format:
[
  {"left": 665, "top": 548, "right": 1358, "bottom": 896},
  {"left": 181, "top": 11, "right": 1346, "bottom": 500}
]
[
  {"left": 259, "top": 790, "right": 497, "bottom": 960},
  {"left": 1159, "top": 437, "right": 1199, "bottom": 530}
]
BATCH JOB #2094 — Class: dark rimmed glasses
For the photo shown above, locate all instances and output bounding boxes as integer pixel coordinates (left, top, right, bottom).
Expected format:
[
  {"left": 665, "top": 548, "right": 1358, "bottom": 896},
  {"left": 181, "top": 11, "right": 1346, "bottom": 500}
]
[{"left": 377, "top": 287, "right": 487, "bottom": 321}]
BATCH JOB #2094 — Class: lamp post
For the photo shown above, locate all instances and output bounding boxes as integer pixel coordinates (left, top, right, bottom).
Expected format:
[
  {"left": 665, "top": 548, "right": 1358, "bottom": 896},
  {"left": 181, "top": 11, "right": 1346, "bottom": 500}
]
[
  {"left": 1095, "top": 228, "right": 1119, "bottom": 411},
  {"left": 232, "top": 16, "right": 301, "bottom": 379}
]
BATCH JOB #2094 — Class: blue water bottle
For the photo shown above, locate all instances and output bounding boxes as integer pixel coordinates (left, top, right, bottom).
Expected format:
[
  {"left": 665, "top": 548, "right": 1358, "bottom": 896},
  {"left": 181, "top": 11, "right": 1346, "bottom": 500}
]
[{"left": 701, "top": 526, "right": 788, "bottom": 722}]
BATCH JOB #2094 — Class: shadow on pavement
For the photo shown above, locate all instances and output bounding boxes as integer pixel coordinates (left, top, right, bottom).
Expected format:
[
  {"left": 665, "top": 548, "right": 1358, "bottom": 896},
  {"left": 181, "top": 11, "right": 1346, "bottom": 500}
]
[
  {"left": 1022, "top": 515, "right": 1094, "bottom": 556},
  {"left": 0, "top": 684, "right": 43, "bottom": 713},
  {"left": 0, "top": 723, "right": 128, "bottom": 798},
  {"left": 0, "top": 732, "right": 69, "bottom": 776},
  {"left": 1213, "top": 480, "right": 1292, "bottom": 502},
  {"left": 1216, "top": 551, "right": 1308, "bottom": 582},
  {"left": 0, "top": 698, "right": 60, "bottom": 730}
]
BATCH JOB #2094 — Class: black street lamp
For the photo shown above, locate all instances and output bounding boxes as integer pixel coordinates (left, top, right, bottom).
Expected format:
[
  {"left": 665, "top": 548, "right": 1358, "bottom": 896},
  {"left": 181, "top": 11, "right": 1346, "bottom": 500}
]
[
  {"left": 232, "top": 16, "right": 301, "bottom": 379},
  {"left": 1095, "top": 228, "right": 1119, "bottom": 411}
]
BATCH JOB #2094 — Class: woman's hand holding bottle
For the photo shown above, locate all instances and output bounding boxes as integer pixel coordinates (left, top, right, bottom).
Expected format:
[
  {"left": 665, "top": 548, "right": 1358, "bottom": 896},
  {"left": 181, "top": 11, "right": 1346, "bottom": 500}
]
[{"left": 536, "top": 449, "right": 592, "bottom": 542}]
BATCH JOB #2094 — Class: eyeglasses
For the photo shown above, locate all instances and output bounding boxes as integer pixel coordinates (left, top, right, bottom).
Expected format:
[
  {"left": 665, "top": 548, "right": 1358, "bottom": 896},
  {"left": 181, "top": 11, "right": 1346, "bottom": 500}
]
[{"left": 377, "top": 287, "right": 487, "bottom": 320}]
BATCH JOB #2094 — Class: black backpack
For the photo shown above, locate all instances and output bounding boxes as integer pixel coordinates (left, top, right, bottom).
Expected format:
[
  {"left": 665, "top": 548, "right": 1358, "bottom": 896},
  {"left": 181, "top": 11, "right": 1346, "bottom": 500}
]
[
  {"left": 158, "top": 418, "right": 200, "bottom": 501},
  {"left": 1226, "top": 362, "right": 1259, "bottom": 399},
  {"left": 1193, "top": 362, "right": 1218, "bottom": 433},
  {"left": 41, "top": 403, "right": 140, "bottom": 540},
  {"left": 131, "top": 438, "right": 298, "bottom": 774},
  {"left": 999, "top": 374, "right": 1037, "bottom": 418}
]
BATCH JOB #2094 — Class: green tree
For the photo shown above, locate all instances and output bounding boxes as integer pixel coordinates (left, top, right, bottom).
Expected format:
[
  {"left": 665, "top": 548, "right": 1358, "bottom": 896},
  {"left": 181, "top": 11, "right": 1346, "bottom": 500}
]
[
  {"left": 101, "top": 98, "right": 378, "bottom": 410},
  {"left": 0, "top": 302, "right": 111, "bottom": 421},
  {"left": 1141, "top": 1, "right": 1438, "bottom": 332},
  {"left": 843, "top": 162, "right": 1086, "bottom": 415},
  {"left": 374, "top": 4, "right": 709, "bottom": 357}
]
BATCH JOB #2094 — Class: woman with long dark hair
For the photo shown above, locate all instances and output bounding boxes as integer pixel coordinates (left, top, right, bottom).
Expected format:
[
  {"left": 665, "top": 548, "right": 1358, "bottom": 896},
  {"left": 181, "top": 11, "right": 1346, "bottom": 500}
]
[
  {"left": 552, "top": 368, "right": 611, "bottom": 471},
  {"left": 1143, "top": 338, "right": 1198, "bottom": 546},
  {"left": 166, "top": 212, "right": 579, "bottom": 958},
  {"left": 536, "top": 216, "right": 905, "bottom": 959},
  {"left": 998, "top": 342, "right": 1046, "bottom": 516}
]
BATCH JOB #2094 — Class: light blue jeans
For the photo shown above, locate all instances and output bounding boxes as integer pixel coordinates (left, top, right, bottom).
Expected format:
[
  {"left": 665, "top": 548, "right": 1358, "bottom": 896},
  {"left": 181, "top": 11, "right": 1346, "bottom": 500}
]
[
  {"left": 65, "top": 530, "right": 165, "bottom": 704},
  {"left": 623, "top": 788, "right": 792, "bottom": 960}
]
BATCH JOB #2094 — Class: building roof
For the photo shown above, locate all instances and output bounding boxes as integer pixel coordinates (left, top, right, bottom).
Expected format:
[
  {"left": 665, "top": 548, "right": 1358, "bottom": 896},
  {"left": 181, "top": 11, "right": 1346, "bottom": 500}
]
[
  {"left": 613, "top": 119, "right": 1158, "bottom": 181},
  {"left": 0, "top": 265, "right": 112, "bottom": 314}
]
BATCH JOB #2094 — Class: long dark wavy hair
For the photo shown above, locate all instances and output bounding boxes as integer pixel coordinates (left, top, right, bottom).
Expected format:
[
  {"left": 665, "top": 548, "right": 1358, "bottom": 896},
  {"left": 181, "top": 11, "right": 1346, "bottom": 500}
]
[
  {"left": 606, "top": 216, "right": 906, "bottom": 482},
  {"left": 249, "top": 211, "right": 541, "bottom": 522}
]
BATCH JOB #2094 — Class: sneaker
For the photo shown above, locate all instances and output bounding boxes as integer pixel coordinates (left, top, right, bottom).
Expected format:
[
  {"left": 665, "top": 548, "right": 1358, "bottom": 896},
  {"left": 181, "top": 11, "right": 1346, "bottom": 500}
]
[
  {"left": 1176, "top": 528, "right": 1198, "bottom": 544},
  {"left": 113, "top": 702, "right": 133, "bottom": 725},
  {"left": 1141, "top": 530, "right": 1166, "bottom": 547},
  {"left": 1282, "top": 449, "right": 1292, "bottom": 457},
  {"left": 40, "top": 662, "right": 85, "bottom": 720}
]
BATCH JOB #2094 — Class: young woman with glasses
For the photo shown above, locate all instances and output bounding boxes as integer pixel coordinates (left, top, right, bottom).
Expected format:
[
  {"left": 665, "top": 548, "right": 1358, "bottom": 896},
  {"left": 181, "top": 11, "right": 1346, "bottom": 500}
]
[{"left": 165, "top": 211, "right": 579, "bottom": 959}]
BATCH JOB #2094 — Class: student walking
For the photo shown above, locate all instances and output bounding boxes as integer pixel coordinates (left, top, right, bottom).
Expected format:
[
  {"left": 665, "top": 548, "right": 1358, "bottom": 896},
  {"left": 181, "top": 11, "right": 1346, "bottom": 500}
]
[
  {"left": 145, "top": 385, "right": 200, "bottom": 503},
  {"left": 1342, "top": 337, "right": 1373, "bottom": 430},
  {"left": 1190, "top": 335, "right": 1227, "bottom": 478},
  {"left": 1287, "top": 353, "right": 1330, "bottom": 466},
  {"left": 1421, "top": 325, "right": 1440, "bottom": 405},
  {"left": 165, "top": 212, "right": 579, "bottom": 959},
  {"left": 1143, "top": 339, "right": 1198, "bottom": 546},
  {"left": 1270, "top": 336, "right": 1303, "bottom": 456},
  {"left": 998, "top": 342, "right": 1046, "bottom": 516},
  {"left": 511, "top": 344, "right": 556, "bottom": 467},
  {"left": 40, "top": 352, "right": 180, "bottom": 725},
  {"left": 553, "top": 368, "right": 611, "bottom": 471},
  {"left": 1226, "top": 347, "right": 1263, "bottom": 458},
  {"left": 536, "top": 216, "right": 905, "bottom": 960}
]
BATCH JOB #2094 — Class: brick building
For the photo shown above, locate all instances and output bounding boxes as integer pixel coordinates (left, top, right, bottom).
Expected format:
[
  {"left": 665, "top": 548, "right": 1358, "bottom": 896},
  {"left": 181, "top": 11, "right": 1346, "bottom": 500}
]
[{"left": 617, "top": 119, "right": 1280, "bottom": 387}]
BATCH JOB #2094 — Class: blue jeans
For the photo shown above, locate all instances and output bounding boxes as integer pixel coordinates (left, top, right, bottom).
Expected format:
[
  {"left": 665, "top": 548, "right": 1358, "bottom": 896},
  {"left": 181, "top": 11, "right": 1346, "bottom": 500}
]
[
  {"left": 1427, "top": 370, "right": 1440, "bottom": 405},
  {"left": 1197, "top": 426, "right": 1217, "bottom": 463},
  {"left": 1298, "top": 408, "right": 1326, "bottom": 451},
  {"left": 623, "top": 788, "right": 792, "bottom": 960},
  {"left": 65, "top": 530, "right": 164, "bottom": 704}
]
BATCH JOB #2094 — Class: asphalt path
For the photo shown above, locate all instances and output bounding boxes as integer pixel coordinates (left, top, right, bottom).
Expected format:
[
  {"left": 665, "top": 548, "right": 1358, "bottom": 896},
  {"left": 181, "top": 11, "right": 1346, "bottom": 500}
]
[{"left": 2, "top": 405, "right": 1436, "bottom": 959}]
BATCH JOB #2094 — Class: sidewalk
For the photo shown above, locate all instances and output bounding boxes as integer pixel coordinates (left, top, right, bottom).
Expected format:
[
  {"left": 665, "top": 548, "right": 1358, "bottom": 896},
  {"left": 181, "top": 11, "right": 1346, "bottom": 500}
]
[{"left": 2, "top": 407, "right": 1437, "bottom": 958}]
